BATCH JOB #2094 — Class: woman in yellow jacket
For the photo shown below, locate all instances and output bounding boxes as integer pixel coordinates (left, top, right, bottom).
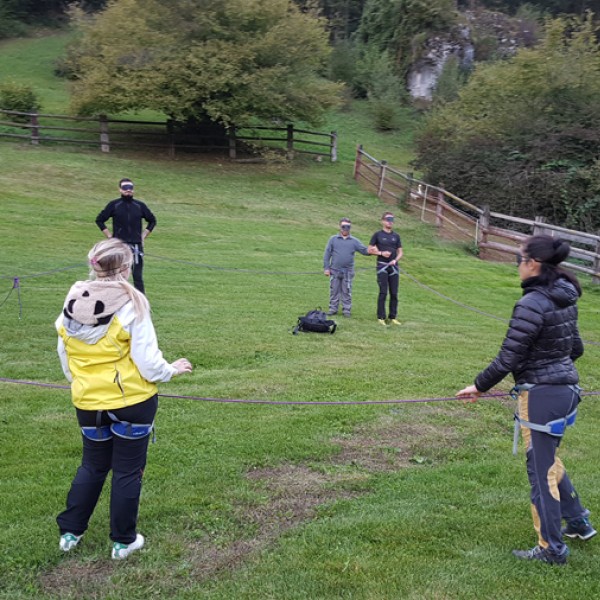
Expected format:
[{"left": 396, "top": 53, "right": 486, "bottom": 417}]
[{"left": 56, "top": 238, "right": 192, "bottom": 560}]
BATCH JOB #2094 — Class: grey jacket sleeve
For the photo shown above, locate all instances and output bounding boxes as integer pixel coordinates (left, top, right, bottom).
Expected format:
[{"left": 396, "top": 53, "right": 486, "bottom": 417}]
[{"left": 323, "top": 237, "right": 333, "bottom": 269}]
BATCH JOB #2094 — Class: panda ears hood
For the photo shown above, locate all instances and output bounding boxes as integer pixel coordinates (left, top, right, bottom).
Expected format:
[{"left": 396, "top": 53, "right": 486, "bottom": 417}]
[{"left": 63, "top": 281, "right": 131, "bottom": 327}]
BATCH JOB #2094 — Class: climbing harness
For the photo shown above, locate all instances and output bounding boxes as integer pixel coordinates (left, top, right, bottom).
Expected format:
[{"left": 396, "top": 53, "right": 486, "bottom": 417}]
[{"left": 511, "top": 384, "right": 580, "bottom": 455}]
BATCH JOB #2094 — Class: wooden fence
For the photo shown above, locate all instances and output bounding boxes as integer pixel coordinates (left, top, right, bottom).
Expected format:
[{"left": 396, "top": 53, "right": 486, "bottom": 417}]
[
  {"left": 0, "top": 109, "right": 337, "bottom": 161},
  {"left": 354, "top": 145, "right": 600, "bottom": 283}
]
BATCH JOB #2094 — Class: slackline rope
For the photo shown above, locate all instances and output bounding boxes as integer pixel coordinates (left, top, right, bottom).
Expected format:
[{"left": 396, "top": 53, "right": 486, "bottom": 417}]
[{"left": 0, "top": 377, "right": 598, "bottom": 405}]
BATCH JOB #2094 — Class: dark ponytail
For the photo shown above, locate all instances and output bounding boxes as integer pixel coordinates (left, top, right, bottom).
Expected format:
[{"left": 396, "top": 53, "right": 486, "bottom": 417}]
[{"left": 523, "top": 235, "right": 582, "bottom": 296}]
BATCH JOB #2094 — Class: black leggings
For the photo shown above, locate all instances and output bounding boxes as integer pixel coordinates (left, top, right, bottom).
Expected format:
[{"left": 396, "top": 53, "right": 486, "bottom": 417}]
[
  {"left": 129, "top": 243, "right": 145, "bottom": 294},
  {"left": 377, "top": 265, "right": 399, "bottom": 319},
  {"left": 57, "top": 395, "right": 158, "bottom": 544}
]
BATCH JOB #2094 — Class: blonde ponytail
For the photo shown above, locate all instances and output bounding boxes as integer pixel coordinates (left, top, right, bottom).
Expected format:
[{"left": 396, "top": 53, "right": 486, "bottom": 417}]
[{"left": 88, "top": 239, "right": 150, "bottom": 318}]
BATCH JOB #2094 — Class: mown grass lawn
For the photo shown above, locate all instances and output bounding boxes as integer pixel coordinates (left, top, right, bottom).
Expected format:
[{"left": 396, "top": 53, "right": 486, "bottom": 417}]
[{"left": 1, "top": 31, "right": 600, "bottom": 600}]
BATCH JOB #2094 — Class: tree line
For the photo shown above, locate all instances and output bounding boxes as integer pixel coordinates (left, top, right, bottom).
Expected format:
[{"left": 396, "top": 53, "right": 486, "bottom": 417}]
[{"left": 2, "top": 1, "right": 600, "bottom": 231}]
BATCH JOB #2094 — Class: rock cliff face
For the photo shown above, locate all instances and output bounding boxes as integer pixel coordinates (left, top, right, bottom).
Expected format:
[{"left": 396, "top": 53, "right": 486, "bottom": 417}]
[
  {"left": 407, "top": 33, "right": 473, "bottom": 100},
  {"left": 407, "top": 9, "right": 537, "bottom": 101}
]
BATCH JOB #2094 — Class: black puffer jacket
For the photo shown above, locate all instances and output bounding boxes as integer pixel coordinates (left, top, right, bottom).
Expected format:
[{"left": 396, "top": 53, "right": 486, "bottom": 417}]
[{"left": 475, "top": 275, "right": 583, "bottom": 392}]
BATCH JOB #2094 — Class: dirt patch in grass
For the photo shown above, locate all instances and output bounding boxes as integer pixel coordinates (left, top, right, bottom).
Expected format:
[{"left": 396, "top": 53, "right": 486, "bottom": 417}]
[
  {"left": 40, "top": 407, "right": 464, "bottom": 593},
  {"left": 185, "top": 408, "right": 462, "bottom": 581},
  {"left": 187, "top": 464, "right": 362, "bottom": 580},
  {"left": 40, "top": 560, "right": 116, "bottom": 599}
]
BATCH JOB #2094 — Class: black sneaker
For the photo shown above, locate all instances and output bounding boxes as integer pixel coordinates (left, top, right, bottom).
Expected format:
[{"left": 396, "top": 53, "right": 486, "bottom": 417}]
[
  {"left": 512, "top": 545, "right": 568, "bottom": 565},
  {"left": 562, "top": 515, "right": 597, "bottom": 541}
]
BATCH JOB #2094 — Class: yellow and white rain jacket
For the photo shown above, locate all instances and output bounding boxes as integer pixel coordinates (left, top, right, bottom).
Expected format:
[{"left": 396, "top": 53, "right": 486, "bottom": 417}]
[{"left": 56, "top": 281, "right": 177, "bottom": 411}]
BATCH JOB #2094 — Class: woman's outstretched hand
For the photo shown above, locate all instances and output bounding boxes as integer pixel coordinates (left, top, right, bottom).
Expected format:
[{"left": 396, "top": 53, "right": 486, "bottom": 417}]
[
  {"left": 456, "top": 384, "right": 481, "bottom": 403},
  {"left": 172, "top": 358, "right": 193, "bottom": 375}
]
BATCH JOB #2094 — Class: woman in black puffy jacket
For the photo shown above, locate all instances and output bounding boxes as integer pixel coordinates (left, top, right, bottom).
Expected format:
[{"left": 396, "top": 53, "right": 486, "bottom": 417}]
[{"left": 456, "top": 235, "right": 595, "bottom": 565}]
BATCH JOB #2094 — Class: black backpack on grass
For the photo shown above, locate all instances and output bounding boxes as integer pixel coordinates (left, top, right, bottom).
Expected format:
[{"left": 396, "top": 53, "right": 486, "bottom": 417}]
[{"left": 293, "top": 309, "right": 337, "bottom": 335}]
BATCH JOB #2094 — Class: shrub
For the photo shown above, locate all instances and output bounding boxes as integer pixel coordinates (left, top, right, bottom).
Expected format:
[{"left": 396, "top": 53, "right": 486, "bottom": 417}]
[
  {"left": 0, "top": 82, "right": 41, "bottom": 114},
  {"left": 370, "top": 97, "right": 401, "bottom": 130},
  {"left": 432, "top": 55, "right": 469, "bottom": 106}
]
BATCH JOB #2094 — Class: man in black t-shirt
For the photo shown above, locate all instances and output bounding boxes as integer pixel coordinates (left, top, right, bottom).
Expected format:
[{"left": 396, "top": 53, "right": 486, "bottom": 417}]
[{"left": 368, "top": 211, "right": 403, "bottom": 326}]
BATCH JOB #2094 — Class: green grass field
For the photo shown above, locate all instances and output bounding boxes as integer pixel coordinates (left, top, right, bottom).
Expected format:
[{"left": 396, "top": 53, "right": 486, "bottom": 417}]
[{"left": 1, "top": 32, "right": 600, "bottom": 600}]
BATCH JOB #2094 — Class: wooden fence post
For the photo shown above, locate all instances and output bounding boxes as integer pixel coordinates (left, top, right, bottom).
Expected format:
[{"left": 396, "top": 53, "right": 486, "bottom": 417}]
[
  {"left": 377, "top": 160, "right": 387, "bottom": 198},
  {"left": 479, "top": 204, "right": 490, "bottom": 257},
  {"left": 166, "top": 119, "right": 175, "bottom": 158},
  {"left": 533, "top": 216, "right": 546, "bottom": 236},
  {"left": 593, "top": 238, "right": 600, "bottom": 285},
  {"left": 286, "top": 123, "right": 294, "bottom": 160},
  {"left": 228, "top": 126, "right": 237, "bottom": 159},
  {"left": 330, "top": 131, "right": 337, "bottom": 162},
  {"left": 99, "top": 114, "right": 110, "bottom": 152},
  {"left": 435, "top": 190, "right": 444, "bottom": 229},
  {"left": 402, "top": 172, "right": 413, "bottom": 209},
  {"left": 353, "top": 144, "right": 363, "bottom": 180},
  {"left": 420, "top": 185, "right": 429, "bottom": 222},
  {"left": 30, "top": 112, "right": 39, "bottom": 145}
]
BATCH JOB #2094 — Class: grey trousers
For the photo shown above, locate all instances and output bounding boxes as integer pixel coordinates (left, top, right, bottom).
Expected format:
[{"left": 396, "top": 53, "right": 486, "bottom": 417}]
[{"left": 329, "top": 268, "right": 354, "bottom": 315}]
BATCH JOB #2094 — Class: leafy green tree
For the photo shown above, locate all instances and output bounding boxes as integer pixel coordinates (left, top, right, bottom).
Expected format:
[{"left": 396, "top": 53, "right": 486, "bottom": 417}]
[
  {"left": 67, "top": 0, "right": 342, "bottom": 126},
  {"left": 0, "top": 1, "right": 26, "bottom": 39},
  {"left": 356, "top": 0, "right": 457, "bottom": 74},
  {"left": 458, "top": 1, "right": 600, "bottom": 16},
  {"left": 415, "top": 15, "right": 600, "bottom": 231},
  {"left": 367, "top": 51, "right": 406, "bottom": 129},
  {"left": 431, "top": 55, "right": 469, "bottom": 105},
  {"left": 294, "top": 0, "right": 368, "bottom": 39}
]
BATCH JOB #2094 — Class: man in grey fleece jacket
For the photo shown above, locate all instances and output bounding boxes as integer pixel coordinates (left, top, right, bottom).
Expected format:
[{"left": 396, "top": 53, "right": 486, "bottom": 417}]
[{"left": 323, "top": 218, "right": 379, "bottom": 317}]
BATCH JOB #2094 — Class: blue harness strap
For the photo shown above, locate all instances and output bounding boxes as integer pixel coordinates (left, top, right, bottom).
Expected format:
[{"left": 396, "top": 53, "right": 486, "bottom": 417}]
[
  {"left": 81, "top": 425, "right": 113, "bottom": 441},
  {"left": 107, "top": 411, "right": 155, "bottom": 442},
  {"left": 511, "top": 384, "right": 581, "bottom": 455}
]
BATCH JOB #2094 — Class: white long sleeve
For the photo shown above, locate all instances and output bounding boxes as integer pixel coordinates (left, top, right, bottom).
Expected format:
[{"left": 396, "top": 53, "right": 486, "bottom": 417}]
[
  {"left": 118, "top": 303, "right": 178, "bottom": 383},
  {"left": 55, "top": 321, "right": 73, "bottom": 383}
]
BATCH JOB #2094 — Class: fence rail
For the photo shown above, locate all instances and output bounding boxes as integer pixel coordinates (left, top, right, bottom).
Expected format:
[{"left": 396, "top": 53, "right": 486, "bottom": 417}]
[
  {"left": 0, "top": 109, "right": 337, "bottom": 161},
  {"left": 354, "top": 145, "right": 600, "bottom": 284}
]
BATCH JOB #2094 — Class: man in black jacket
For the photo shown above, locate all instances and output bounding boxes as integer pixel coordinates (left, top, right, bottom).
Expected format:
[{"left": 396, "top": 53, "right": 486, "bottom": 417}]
[{"left": 96, "top": 178, "right": 156, "bottom": 294}]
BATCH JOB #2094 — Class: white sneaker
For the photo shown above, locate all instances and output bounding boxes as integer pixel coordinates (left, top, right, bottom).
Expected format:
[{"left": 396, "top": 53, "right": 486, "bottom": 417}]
[
  {"left": 59, "top": 532, "right": 83, "bottom": 552},
  {"left": 112, "top": 533, "right": 144, "bottom": 560}
]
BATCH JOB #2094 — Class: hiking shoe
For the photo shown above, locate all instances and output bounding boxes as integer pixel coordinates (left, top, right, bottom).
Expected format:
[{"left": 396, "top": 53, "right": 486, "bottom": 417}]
[
  {"left": 112, "top": 533, "right": 144, "bottom": 560},
  {"left": 327, "top": 311, "right": 338, "bottom": 316},
  {"left": 562, "top": 515, "right": 597, "bottom": 541},
  {"left": 378, "top": 319, "right": 387, "bottom": 326},
  {"left": 59, "top": 533, "right": 82, "bottom": 552},
  {"left": 512, "top": 545, "right": 568, "bottom": 565},
  {"left": 343, "top": 313, "right": 351, "bottom": 318},
  {"left": 389, "top": 319, "right": 402, "bottom": 326}
]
